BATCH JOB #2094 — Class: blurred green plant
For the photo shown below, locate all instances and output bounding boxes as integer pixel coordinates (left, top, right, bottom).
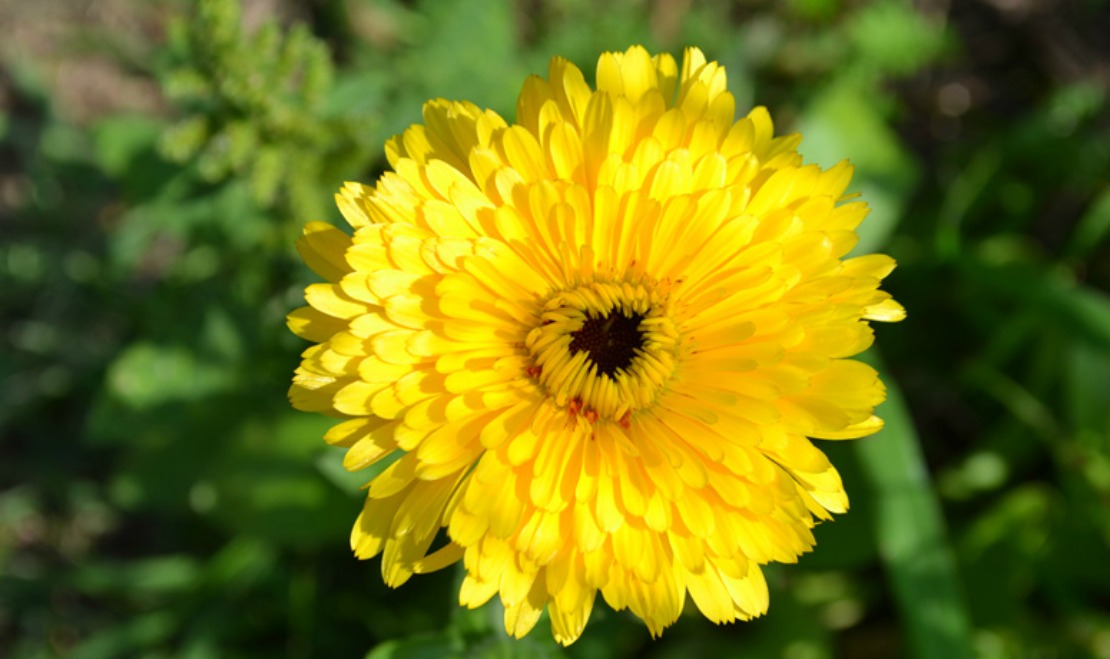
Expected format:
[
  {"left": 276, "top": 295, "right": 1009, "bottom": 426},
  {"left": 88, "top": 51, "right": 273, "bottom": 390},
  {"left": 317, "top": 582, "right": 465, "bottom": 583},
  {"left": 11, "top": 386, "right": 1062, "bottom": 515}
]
[
  {"left": 2, "top": 0, "right": 1110, "bottom": 657},
  {"left": 159, "top": 0, "right": 377, "bottom": 221}
]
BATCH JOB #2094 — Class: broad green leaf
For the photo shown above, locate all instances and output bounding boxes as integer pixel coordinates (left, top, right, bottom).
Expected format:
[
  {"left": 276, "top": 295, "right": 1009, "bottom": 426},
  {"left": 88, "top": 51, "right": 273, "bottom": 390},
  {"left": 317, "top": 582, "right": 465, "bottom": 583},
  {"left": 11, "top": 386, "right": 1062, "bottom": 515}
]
[{"left": 855, "top": 355, "right": 974, "bottom": 659}]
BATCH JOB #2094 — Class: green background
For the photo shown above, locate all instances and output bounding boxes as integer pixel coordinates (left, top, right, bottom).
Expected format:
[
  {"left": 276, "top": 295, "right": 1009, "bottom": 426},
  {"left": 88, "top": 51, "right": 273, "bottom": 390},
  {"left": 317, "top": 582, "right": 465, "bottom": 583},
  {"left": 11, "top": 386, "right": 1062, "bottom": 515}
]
[{"left": 2, "top": 0, "right": 1109, "bottom": 657}]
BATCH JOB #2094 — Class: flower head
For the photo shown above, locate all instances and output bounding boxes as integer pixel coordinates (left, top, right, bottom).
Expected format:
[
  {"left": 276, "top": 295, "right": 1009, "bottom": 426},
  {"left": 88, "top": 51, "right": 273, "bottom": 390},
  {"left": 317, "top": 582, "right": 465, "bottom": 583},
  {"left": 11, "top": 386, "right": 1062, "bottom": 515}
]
[{"left": 289, "top": 45, "right": 904, "bottom": 644}]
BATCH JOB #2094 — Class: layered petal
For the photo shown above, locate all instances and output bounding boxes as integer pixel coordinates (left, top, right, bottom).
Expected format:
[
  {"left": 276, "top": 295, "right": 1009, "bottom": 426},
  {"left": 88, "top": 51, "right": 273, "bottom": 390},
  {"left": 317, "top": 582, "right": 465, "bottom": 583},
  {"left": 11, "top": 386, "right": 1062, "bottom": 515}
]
[{"left": 289, "top": 45, "right": 903, "bottom": 646}]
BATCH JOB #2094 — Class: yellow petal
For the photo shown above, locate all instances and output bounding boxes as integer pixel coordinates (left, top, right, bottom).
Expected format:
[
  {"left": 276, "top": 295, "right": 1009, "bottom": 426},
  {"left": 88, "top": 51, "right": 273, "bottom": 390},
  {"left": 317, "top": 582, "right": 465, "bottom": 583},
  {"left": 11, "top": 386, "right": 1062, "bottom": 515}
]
[
  {"left": 290, "top": 44, "right": 906, "bottom": 648},
  {"left": 296, "top": 221, "right": 353, "bottom": 282}
]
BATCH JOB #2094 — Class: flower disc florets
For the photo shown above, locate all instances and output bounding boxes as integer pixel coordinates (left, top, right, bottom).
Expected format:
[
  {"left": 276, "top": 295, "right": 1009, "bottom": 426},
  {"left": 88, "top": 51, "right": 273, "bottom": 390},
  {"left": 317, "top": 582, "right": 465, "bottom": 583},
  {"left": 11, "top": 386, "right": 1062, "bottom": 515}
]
[
  {"left": 288, "top": 45, "right": 904, "bottom": 645},
  {"left": 528, "top": 276, "right": 679, "bottom": 424}
]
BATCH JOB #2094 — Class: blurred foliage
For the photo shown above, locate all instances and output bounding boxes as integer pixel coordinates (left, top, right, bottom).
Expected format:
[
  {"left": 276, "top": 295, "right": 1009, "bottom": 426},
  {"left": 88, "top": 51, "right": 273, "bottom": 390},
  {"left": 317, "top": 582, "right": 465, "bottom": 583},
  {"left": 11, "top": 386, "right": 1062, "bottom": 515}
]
[
  {"left": 2, "top": 0, "right": 1109, "bottom": 657},
  {"left": 160, "top": 0, "right": 376, "bottom": 220}
]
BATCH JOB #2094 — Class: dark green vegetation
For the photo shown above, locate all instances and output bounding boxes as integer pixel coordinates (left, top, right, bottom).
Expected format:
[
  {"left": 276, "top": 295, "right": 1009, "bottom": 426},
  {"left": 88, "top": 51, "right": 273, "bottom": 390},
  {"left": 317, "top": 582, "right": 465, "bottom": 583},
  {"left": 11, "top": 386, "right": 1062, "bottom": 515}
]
[{"left": 2, "top": 0, "right": 1108, "bottom": 657}]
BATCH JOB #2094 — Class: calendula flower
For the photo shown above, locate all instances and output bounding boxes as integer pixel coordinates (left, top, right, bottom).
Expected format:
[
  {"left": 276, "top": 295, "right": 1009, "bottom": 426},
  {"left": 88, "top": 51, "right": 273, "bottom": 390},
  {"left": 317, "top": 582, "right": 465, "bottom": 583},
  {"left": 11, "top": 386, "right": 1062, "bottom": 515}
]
[{"left": 289, "top": 45, "right": 904, "bottom": 645}]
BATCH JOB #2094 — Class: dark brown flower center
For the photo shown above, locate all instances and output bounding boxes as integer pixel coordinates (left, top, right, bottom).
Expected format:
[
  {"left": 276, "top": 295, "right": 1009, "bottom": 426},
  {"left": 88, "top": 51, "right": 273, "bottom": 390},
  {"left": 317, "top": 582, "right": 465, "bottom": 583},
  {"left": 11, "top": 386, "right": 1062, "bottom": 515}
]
[{"left": 568, "top": 311, "right": 645, "bottom": 377}]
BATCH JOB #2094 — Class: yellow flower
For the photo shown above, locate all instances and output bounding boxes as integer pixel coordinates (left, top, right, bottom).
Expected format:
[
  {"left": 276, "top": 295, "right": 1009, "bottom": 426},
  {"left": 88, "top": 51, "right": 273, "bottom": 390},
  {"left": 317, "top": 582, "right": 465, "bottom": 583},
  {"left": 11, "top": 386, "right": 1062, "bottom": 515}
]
[{"left": 289, "top": 45, "right": 904, "bottom": 645}]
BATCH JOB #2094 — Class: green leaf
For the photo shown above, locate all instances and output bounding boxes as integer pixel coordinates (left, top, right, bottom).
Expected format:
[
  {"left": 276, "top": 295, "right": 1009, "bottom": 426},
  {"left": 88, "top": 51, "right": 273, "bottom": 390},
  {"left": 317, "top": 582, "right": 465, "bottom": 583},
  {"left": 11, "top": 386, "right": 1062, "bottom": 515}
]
[
  {"left": 325, "top": 70, "right": 390, "bottom": 119},
  {"left": 855, "top": 355, "right": 974, "bottom": 659},
  {"left": 958, "top": 485, "right": 1054, "bottom": 625},
  {"left": 69, "top": 612, "right": 176, "bottom": 659},
  {"left": 1065, "top": 188, "right": 1110, "bottom": 260},
  {"left": 71, "top": 555, "right": 202, "bottom": 597},
  {"left": 207, "top": 412, "right": 353, "bottom": 547},
  {"left": 366, "top": 632, "right": 466, "bottom": 659},
  {"left": 160, "top": 115, "right": 210, "bottom": 163},
  {"left": 963, "top": 258, "right": 1110, "bottom": 352},
  {"left": 934, "top": 149, "right": 1002, "bottom": 259},
  {"left": 106, "top": 342, "right": 236, "bottom": 410},
  {"left": 92, "top": 115, "right": 165, "bottom": 177},
  {"left": 845, "top": 1, "right": 947, "bottom": 77},
  {"left": 203, "top": 536, "right": 277, "bottom": 593},
  {"left": 1065, "top": 342, "right": 1110, "bottom": 435},
  {"left": 404, "top": 0, "right": 525, "bottom": 117}
]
